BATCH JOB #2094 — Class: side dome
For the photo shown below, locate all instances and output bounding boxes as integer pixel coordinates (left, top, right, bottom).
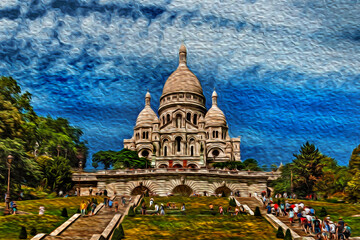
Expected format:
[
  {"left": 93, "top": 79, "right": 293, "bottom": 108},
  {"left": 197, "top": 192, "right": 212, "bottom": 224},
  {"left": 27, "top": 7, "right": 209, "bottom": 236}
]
[
  {"left": 205, "top": 90, "right": 227, "bottom": 127},
  {"left": 136, "top": 107, "right": 158, "bottom": 127},
  {"left": 161, "top": 44, "right": 204, "bottom": 97},
  {"left": 135, "top": 91, "right": 159, "bottom": 127},
  {"left": 205, "top": 106, "right": 227, "bottom": 127}
]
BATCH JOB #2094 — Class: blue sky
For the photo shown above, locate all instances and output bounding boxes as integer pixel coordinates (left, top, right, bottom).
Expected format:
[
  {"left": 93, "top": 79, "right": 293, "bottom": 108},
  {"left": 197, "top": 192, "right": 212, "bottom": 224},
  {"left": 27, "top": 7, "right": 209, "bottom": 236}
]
[{"left": 0, "top": 0, "right": 359, "bottom": 167}]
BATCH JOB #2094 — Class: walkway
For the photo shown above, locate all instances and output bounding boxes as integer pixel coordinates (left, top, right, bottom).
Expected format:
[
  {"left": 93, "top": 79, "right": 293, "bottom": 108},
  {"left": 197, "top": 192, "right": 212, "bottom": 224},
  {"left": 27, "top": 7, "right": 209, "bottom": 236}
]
[{"left": 44, "top": 197, "right": 129, "bottom": 240}]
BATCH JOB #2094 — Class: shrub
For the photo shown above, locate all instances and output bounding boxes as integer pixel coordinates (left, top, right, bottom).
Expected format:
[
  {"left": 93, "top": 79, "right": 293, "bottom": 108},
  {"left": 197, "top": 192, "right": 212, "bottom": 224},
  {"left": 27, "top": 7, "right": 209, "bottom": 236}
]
[
  {"left": 128, "top": 206, "right": 135, "bottom": 217},
  {"left": 76, "top": 208, "right": 81, "bottom": 213},
  {"left": 284, "top": 229, "right": 292, "bottom": 240},
  {"left": 254, "top": 206, "right": 261, "bottom": 216},
  {"left": 145, "top": 191, "right": 149, "bottom": 197},
  {"left": 61, "top": 207, "right": 68, "bottom": 218},
  {"left": 111, "top": 224, "right": 125, "bottom": 240},
  {"left": 19, "top": 226, "right": 27, "bottom": 239},
  {"left": 229, "top": 198, "right": 236, "bottom": 207},
  {"left": 319, "top": 207, "right": 327, "bottom": 217},
  {"left": 276, "top": 226, "right": 285, "bottom": 238},
  {"left": 30, "top": 227, "right": 37, "bottom": 236}
]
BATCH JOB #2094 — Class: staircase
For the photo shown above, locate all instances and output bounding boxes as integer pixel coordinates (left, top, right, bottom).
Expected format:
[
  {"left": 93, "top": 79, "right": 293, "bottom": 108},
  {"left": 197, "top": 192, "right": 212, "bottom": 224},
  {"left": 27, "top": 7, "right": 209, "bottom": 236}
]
[
  {"left": 44, "top": 197, "right": 128, "bottom": 240},
  {"left": 235, "top": 197, "right": 313, "bottom": 239}
]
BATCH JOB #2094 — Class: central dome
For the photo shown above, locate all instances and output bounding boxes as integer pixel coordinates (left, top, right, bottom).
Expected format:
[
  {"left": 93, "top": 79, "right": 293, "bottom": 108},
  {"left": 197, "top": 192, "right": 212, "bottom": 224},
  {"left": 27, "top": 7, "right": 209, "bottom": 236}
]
[{"left": 161, "top": 44, "right": 204, "bottom": 97}]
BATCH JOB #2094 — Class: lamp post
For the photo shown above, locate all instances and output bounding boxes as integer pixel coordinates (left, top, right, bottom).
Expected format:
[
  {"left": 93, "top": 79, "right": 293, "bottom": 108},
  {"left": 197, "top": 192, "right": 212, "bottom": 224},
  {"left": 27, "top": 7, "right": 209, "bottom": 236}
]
[{"left": 4, "top": 155, "right": 15, "bottom": 215}]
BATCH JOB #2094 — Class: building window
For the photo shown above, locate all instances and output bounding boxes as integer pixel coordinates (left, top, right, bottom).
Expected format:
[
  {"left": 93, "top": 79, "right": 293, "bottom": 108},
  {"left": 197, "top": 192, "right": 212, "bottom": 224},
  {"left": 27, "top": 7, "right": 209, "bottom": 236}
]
[
  {"left": 167, "top": 114, "right": 170, "bottom": 123},
  {"left": 191, "top": 146, "right": 194, "bottom": 156},
  {"left": 142, "top": 132, "right": 145, "bottom": 139},
  {"left": 146, "top": 132, "right": 149, "bottom": 139},
  {"left": 193, "top": 114, "right": 197, "bottom": 125},
  {"left": 212, "top": 131, "right": 215, "bottom": 138},
  {"left": 212, "top": 149, "right": 219, "bottom": 157},
  {"left": 164, "top": 146, "right": 167, "bottom": 156},
  {"left": 176, "top": 114, "right": 182, "bottom": 128},
  {"left": 162, "top": 116, "right": 165, "bottom": 125},
  {"left": 176, "top": 137, "right": 181, "bottom": 152},
  {"left": 216, "top": 131, "right": 218, "bottom": 138},
  {"left": 186, "top": 113, "right": 191, "bottom": 121},
  {"left": 142, "top": 150, "right": 149, "bottom": 157}
]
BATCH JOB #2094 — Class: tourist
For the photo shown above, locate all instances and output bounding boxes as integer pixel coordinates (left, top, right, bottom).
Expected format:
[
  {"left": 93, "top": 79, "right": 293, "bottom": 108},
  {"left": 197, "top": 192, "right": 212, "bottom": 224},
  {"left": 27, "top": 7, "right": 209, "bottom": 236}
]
[
  {"left": 280, "top": 202, "right": 286, "bottom": 216},
  {"left": 322, "top": 218, "right": 330, "bottom": 240},
  {"left": 149, "top": 198, "right": 154, "bottom": 207},
  {"left": 104, "top": 189, "right": 108, "bottom": 196},
  {"left": 86, "top": 200, "right": 91, "bottom": 215},
  {"left": 181, "top": 203, "right": 185, "bottom": 211},
  {"left": 80, "top": 201, "right": 86, "bottom": 216},
  {"left": 114, "top": 200, "right": 119, "bottom": 212},
  {"left": 154, "top": 203, "right": 159, "bottom": 215},
  {"left": 91, "top": 201, "right": 97, "bottom": 216},
  {"left": 209, "top": 203, "right": 214, "bottom": 211},
  {"left": 219, "top": 205, "right": 224, "bottom": 215},
  {"left": 12, "top": 201, "right": 17, "bottom": 215},
  {"left": 305, "top": 214, "right": 312, "bottom": 234},
  {"left": 313, "top": 216, "right": 321, "bottom": 239},
  {"left": 121, "top": 196, "right": 126, "bottom": 206},
  {"left": 234, "top": 207, "right": 239, "bottom": 216},
  {"left": 104, "top": 197, "right": 108, "bottom": 208},
  {"left": 289, "top": 208, "right": 294, "bottom": 226},
  {"left": 337, "top": 218, "right": 345, "bottom": 239},
  {"left": 89, "top": 187, "right": 93, "bottom": 196},
  {"left": 141, "top": 202, "right": 146, "bottom": 215},
  {"left": 329, "top": 221, "right": 337, "bottom": 240},
  {"left": 108, "top": 199, "right": 113, "bottom": 209},
  {"left": 59, "top": 190, "right": 63, "bottom": 197},
  {"left": 160, "top": 203, "right": 165, "bottom": 215},
  {"left": 227, "top": 206, "right": 231, "bottom": 214},
  {"left": 344, "top": 223, "right": 351, "bottom": 239},
  {"left": 38, "top": 205, "right": 45, "bottom": 215},
  {"left": 266, "top": 203, "right": 272, "bottom": 214}
]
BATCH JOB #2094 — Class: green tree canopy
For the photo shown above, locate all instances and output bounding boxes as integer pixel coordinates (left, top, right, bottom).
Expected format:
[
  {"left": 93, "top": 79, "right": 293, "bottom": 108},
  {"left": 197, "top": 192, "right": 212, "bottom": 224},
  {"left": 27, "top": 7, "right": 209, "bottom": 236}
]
[{"left": 349, "top": 144, "right": 360, "bottom": 171}]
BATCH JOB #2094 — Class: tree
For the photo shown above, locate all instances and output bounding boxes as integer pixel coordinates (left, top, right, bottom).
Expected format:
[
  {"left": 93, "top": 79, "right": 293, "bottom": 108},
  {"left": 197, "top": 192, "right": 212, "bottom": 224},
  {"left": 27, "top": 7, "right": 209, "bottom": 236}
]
[
  {"left": 346, "top": 171, "right": 360, "bottom": 202},
  {"left": 61, "top": 208, "right": 68, "bottom": 218},
  {"left": 30, "top": 227, "right": 37, "bottom": 236},
  {"left": 111, "top": 224, "right": 125, "bottom": 240},
  {"left": 243, "top": 158, "right": 262, "bottom": 171},
  {"left": 42, "top": 157, "right": 73, "bottom": 191},
  {"left": 349, "top": 145, "right": 360, "bottom": 171},
  {"left": 128, "top": 206, "right": 135, "bottom": 217},
  {"left": 19, "top": 226, "right": 27, "bottom": 239},
  {"left": 276, "top": 226, "right": 285, "bottom": 238},
  {"left": 254, "top": 206, "right": 261, "bottom": 216},
  {"left": 284, "top": 229, "right": 292, "bottom": 240}
]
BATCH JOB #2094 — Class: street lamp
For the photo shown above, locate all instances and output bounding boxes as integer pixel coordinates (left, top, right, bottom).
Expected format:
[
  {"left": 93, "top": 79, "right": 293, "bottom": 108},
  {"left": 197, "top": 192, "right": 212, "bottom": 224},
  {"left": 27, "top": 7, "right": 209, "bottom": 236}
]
[{"left": 4, "top": 155, "right": 15, "bottom": 215}]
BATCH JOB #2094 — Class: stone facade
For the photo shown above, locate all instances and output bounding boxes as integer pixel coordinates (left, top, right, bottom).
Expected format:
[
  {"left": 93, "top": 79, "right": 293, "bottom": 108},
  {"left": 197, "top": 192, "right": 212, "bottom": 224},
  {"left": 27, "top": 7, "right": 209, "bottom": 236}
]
[
  {"left": 73, "top": 169, "right": 279, "bottom": 197},
  {"left": 124, "top": 44, "right": 241, "bottom": 168}
]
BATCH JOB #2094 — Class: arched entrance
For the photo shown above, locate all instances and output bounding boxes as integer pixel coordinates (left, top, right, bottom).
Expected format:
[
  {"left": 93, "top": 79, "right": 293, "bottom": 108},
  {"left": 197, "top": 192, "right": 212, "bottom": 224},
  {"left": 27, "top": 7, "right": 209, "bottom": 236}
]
[
  {"left": 215, "top": 186, "right": 232, "bottom": 197},
  {"left": 173, "top": 164, "right": 182, "bottom": 168},
  {"left": 172, "top": 185, "right": 193, "bottom": 196},
  {"left": 158, "top": 164, "right": 168, "bottom": 168},
  {"left": 187, "top": 164, "right": 198, "bottom": 169},
  {"left": 131, "top": 186, "right": 150, "bottom": 196}
]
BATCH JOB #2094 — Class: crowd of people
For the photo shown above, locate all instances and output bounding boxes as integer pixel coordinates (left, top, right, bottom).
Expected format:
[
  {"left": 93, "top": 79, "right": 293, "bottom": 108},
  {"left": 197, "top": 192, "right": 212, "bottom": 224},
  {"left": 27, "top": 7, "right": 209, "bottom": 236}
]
[{"left": 262, "top": 193, "right": 352, "bottom": 240}]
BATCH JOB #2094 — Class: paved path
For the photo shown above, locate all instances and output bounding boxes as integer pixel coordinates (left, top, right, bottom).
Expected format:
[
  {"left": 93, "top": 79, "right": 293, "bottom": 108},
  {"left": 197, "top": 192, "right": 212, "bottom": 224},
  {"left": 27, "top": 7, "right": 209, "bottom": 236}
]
[{"left": 44, "top": 197, "right": 129, "bottom": 240}]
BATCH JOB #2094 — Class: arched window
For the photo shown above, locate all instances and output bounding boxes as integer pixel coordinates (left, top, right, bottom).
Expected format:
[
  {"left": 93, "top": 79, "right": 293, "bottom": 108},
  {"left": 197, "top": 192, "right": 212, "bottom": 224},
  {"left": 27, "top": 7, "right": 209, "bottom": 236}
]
[
  {"left": 216, "top": 131, "right": 218, "bottom": 138},
  {"left": 146, "top": 132, "right": 149, "bottom": 139},
  {"left": 176, "top": 137, "right": 181, "bottom": 152},
  {"left": 191, "top": 146, "right": 194, "bottom": 156},
  {"left": 167, "top": 114, "right": 170, "bottom": 123},
  {"left": 212, "top": 131, "right": 215, "bottom": 138},
  {"left": 193, "top": 114, "right": 197, "bottom": 125},
  {"left": 141, "top": 150, "right": 149, "bottom": 157},
  {"left": 164, "top": 146, "right": 167, "bottom": 156},
  {"left": 176, "top": 114, "right": 182, "bottom": 128},
  {"left": 163, "top": 116, "right": 165, "bottom": 125},
  {"left": 142, "top": 132, "right": 145, "bottom": 139},
  {"left": 186, "top": 113, "right": 191, "bottom": 121}
]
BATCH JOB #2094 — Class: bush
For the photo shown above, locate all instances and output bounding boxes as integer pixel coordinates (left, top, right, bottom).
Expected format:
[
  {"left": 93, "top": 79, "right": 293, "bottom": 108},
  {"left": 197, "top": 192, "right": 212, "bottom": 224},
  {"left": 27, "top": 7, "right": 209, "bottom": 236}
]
[
  {"left": 61, "top": 207, "right": 68, "bottom": 218},
  {"left": 91, "top": 198, "right": 98, "bottom": 204},
  {"left": 128, "top": 206, "right": 135, "bottom": 217},
  {"left": 319, "top": 207, "right": 327, "bottom": 217},
  {"left": 30, "top": 227, "right": 37, "bottom": 236},
  {"left": 284, "top": 229, "right": 292, "bottom": 240},
  {"left": 19, "top": 226, "right": 27, "bottom": 239},
  {"left": 254, "top": 206, "right": 261, "bottom": 216},
  {"left": 76, "top": 208, "right": 81, "bottom": 213},
  {"left": 276, "top": 226, "right": 285, "bottom": 238},
  {"left": 111, "top": 224, "right": 125, "bottom": 240},
  {"left": 229, "top": 198, "right": 236, "bottom": 207}
]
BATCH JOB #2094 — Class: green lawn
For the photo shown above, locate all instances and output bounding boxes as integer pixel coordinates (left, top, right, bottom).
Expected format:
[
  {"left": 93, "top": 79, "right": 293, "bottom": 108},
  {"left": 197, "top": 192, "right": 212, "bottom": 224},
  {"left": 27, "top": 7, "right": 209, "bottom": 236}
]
[
  {"left": 122, "top": 196, "right": 278, "bottom": 240},
  {"left": 0, "top": 196, "right": 103, "bottom": 240},
  {"left": 283, "top": 198, "right": 360, "bottom": 236}
]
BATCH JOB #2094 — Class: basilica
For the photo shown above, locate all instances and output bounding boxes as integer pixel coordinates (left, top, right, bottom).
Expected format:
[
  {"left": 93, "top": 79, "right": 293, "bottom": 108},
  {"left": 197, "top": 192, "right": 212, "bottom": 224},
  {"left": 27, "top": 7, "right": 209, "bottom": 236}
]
[{"left": 123, "top": 44, "right": 241, "bottom": 168}]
